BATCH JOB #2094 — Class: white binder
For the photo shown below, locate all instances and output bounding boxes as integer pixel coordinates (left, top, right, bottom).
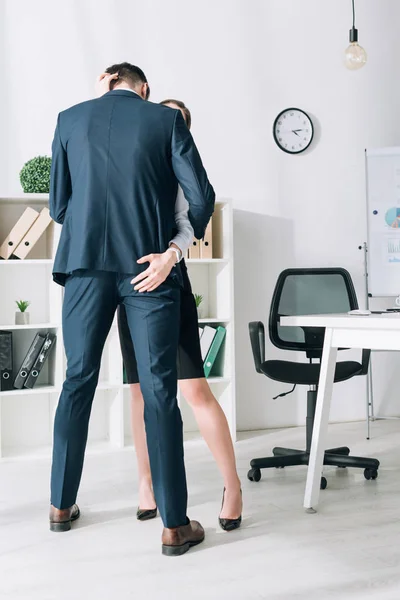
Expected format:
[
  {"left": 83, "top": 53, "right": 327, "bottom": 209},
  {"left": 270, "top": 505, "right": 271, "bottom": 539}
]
[
  {"left": 200, "top": 220, "right": 213, "bottom": 259},
  {"left": 0, "top": 207, "right": 39, "bottom": 259},
  {"left": 13, "top": 207, "right": 52, "bottom": 259}
]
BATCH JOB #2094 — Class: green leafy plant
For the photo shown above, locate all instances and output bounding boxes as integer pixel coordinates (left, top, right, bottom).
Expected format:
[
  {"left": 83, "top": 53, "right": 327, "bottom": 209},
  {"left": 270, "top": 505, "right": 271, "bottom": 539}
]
[
  {"left": 16, "top": 300, "right": 30, "bottom": 313},
  {"left": 20, "top": 156, "right": 52, "bottom": 193},
  {"left": 194, "top": 294, "right": 203, "bottom": 308}
]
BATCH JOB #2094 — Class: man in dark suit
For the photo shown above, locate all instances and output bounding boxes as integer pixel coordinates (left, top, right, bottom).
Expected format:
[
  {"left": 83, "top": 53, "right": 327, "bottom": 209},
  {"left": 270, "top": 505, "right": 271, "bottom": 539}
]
[{"left": 48, "top": 62, "right": 215, "bottom": 556}]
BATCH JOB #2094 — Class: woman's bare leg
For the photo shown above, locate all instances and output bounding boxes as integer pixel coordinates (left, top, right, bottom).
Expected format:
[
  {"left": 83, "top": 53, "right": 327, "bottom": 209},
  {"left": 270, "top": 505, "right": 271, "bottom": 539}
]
[
  {"left": 179, "top": 378, "right": 241, "bottom": 519},
  {"left": 129, "top": 383, "right": 156, "bottom": 509}
]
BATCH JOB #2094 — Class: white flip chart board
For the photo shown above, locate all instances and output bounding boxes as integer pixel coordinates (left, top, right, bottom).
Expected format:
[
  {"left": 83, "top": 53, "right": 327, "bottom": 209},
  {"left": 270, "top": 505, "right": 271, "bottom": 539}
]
[{"left": 365, "top": 147, "right": 400, "bottom": 296}]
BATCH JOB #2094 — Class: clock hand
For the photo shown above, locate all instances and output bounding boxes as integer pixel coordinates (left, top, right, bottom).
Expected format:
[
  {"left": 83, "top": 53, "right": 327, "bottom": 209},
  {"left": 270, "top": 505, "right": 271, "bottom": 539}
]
[{"left": 292, "top": 130, "right": 300, "bottom": 137}]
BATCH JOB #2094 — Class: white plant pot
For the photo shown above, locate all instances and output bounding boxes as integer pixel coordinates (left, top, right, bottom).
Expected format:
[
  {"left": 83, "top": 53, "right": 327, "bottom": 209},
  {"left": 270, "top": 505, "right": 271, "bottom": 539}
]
[
  {"left": 15, "top": 312, "right": 30, "bottom": 325},
  {"left": 197, "top": 306, "right": 203, "bottom": 319}
]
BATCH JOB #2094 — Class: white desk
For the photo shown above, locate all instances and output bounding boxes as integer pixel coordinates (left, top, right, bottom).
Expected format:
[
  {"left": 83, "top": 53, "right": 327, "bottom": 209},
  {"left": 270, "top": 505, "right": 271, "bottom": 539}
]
[{"left": 280, "top": 312, "right": 400, "bottom": 513}]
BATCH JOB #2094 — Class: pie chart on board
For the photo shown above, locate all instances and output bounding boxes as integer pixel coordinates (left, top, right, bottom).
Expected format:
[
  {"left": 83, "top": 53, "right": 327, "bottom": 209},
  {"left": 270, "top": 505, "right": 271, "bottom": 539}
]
[{"left": 385, "top": 207, "right": 400, "bottom": 228}]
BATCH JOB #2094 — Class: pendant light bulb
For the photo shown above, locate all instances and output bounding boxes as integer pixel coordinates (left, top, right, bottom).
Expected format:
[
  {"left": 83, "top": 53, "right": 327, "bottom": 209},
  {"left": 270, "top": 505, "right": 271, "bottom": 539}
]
[
  {"left": 345, "top": 29, "right": 367, "bottom": 70},
  {"left": 345, "top": 1, "right": 367, "bottom": 70}
]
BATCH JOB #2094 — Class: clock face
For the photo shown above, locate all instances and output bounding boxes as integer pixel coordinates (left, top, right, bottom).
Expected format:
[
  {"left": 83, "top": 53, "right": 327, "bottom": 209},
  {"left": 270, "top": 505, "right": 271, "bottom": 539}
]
[{"left": 273, "top": 108, "right": 314, "bottom": 154}]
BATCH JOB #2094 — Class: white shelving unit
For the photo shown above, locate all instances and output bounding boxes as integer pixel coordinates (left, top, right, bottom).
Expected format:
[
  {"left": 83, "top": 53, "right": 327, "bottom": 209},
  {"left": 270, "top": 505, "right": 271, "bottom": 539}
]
[{"left": 0, "top": 196, "right": 236, "bottom": 459}]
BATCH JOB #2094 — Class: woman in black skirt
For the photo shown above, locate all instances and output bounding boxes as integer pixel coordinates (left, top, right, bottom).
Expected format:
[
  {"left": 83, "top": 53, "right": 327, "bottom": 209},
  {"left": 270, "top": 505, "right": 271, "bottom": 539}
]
[{"left": 118, "top": 99, "right": 242, "bottom": 531}]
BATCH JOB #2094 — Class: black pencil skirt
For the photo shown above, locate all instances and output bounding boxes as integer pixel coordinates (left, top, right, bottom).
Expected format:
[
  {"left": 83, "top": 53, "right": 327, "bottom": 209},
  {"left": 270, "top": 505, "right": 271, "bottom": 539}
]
[{"left": 118, "top": 260, "right": 204, "bottom": 383}]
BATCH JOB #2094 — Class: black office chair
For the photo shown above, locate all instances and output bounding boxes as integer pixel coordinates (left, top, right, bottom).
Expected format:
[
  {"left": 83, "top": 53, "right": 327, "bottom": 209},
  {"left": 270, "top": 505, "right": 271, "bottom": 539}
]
[{"left": 248, "top": 267, "right": 380, "bottom": 489}]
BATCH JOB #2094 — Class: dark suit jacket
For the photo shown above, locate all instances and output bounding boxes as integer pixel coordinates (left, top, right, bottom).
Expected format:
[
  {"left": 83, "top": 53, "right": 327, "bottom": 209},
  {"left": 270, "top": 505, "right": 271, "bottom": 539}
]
[{"left": 49, "top": 89, "right": 215, "bottom": 286}]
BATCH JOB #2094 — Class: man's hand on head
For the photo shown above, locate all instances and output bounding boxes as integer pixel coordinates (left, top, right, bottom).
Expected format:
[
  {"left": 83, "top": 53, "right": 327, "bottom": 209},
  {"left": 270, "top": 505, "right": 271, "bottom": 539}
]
[{"left": 95, "top": 72, "right": 118, "bottom": 97}]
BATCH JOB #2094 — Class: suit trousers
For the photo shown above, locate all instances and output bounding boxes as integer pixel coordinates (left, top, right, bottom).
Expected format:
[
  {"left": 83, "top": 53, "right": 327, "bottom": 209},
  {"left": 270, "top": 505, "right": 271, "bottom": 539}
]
[{"left": 50, "top": 270, "right": 187, "bottom": 528}]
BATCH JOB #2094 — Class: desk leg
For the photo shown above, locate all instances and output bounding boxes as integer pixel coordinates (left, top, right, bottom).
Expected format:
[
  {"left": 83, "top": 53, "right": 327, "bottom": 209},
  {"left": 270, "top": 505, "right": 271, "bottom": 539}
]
[{"left": 304, "top": 328, "right": 337, "bottom": 513}]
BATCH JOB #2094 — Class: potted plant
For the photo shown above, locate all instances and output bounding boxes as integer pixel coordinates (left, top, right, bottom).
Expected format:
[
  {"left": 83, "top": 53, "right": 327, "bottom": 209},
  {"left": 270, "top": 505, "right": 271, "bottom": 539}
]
[
  {"left": 194, "top": 293, "right": 204, "bottom": 318},
  {"left": 15, "top": 300, "right": 30, "bottom": 325},
  {"left": 20, "top": 156, "right": 52, "bottom": 193}
]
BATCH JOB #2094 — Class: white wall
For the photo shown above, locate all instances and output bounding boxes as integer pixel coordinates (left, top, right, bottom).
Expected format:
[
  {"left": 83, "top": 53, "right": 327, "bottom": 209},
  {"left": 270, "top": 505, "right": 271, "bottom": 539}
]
[{"left": 3, "top": 0, "right": 400, "bottom": 430}]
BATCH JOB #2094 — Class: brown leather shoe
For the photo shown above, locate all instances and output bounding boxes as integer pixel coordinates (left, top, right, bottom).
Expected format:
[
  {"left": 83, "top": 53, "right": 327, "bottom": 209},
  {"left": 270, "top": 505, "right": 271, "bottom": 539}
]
[
  {"left": 162, "top": 520, "right": 205, "bottom": 556},
  {"left": 49, "top": 504, "right": 80, "bottom": 532}
]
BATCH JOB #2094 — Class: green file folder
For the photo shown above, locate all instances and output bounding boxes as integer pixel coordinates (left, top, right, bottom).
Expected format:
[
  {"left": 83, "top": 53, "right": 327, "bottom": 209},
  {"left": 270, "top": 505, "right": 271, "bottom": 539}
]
[{"left": 203, "top": 326, "right": 226, "bottom": 377}]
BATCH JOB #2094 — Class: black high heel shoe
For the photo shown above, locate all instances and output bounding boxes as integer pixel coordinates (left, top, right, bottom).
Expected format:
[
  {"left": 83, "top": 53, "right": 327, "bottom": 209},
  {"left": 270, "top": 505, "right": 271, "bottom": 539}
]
[
  {"left": 136, "top": 506, "right": 157, "bottom": 521},
  {"left": 219, "top": 488, "right": 242, "bottom": 532}
]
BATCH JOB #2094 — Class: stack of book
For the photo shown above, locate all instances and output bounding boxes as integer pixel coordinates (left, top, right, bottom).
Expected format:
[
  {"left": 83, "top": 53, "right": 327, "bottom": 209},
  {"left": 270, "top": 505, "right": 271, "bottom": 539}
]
[
  {"left": 199, "top": 325, "right": 226, "bottom": 377},
  {"left": 0, "top": 331, "right": 56, "bottom": 391},
  {"left": 0, "top": 207, "right": 52, "bottom": 260}
]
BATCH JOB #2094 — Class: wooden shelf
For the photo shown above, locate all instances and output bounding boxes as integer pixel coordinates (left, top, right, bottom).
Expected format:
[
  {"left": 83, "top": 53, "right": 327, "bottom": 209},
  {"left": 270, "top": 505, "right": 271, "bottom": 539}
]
[
  {"left": 0, "top": 385, "right": 59, "bottom": 398},
  {"left": 123, "top": 377, "right": 231, "bottom": 387},
  {"left": 0, "top": 323, "right": 60, "bottom": 331},
  {"left": 0, "top": 194, "right": 49, "bottom": 204},
  {"left": 186, "top": 258, "right": 228, "bottom": 264},
  {"left": 198, "top": 317, "right": 230, "bottom": 323},
  {"left": 0, "top": 259, "right": 53, "bottom": 265}
]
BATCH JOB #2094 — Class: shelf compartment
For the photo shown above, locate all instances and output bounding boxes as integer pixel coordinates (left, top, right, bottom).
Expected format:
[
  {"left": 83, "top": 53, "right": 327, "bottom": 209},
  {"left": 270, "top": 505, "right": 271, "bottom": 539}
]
[
  {"left": 185, "top": 201, "right": 232, "bottom": 260},
  {"left": 186, "top": 262, "right": 232, "bottom": 323},
  {"left": 1, "top": 394, "right": 54, "bottom": 454},
  {"left": 4, "top": 328, "right": 60, "bottom": 392},
  {"left": 0, "top": 199, "right": 57, "bottom": 261},
  {"left": 0, "top": 264, "right": 54, "bottom": 324}
]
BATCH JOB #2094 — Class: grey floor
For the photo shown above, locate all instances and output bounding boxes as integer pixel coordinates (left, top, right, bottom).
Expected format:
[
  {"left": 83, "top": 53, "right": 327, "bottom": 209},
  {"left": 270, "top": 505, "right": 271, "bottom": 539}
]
[{"left": 2, "top": 420, "right": 400, "bottom": 600}]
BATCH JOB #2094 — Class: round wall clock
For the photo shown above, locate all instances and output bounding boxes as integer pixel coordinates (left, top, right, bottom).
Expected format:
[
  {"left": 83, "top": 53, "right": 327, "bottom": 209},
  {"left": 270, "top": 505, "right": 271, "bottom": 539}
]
[{"left": 273, "top": 108, "right": 314, "bottom": 154}]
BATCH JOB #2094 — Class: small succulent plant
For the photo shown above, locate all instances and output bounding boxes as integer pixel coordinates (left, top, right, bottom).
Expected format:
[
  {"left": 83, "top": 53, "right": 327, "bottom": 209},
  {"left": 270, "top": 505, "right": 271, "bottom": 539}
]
[
  {"left": 16, "top": 300, "right": 30, "bottom": 313},
  {"left": 194, "top": 294, "right": 203, "bottom": 308}
]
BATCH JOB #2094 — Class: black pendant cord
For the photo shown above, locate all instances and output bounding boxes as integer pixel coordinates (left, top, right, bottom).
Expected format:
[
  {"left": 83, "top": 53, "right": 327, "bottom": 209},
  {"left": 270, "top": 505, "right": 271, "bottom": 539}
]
[{"left": 349, "top": 0, "right": 358, "bottom": 43}]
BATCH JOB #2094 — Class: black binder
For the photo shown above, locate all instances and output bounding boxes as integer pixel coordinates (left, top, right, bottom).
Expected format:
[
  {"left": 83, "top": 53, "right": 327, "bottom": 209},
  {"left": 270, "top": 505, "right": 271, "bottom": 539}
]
[
  {"left": 0, "top": 331, "right": 13, "bottom": 391},
  {"left": 13, "top": 333, "right": 46, "bottom": 389},
  {"left": 24, "top": 333, "right": 56, "bottom": 389}
]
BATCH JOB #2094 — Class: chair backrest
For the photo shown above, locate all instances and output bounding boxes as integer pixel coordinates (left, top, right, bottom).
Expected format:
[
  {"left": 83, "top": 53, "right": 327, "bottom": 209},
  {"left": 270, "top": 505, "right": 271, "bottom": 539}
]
[{"left": 269, "top": 268, "right": 358, "bottom": 359}]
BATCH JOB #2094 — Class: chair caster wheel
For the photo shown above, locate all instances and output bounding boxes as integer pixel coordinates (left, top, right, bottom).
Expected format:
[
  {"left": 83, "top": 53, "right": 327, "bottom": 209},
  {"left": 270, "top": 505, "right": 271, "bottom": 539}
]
[
  {"left": 364, "top": 468, "right": 378, "bottom": 481},
  {"left": 320, "top": 477, "right": 327, "bottom": 490},
  {"left": 247, "top": 468, "right": 261, "bottom": 482}
]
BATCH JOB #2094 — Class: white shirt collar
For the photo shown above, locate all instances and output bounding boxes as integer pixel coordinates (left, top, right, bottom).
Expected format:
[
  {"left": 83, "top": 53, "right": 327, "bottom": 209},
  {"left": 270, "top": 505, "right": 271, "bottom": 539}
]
[{"left": 112, "top": 87, "right": 139, "bottom": 95}]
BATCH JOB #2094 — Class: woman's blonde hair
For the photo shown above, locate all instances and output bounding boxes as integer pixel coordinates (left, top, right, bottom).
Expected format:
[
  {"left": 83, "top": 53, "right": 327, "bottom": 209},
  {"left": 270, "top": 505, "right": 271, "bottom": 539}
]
[{"left": 160, "top": 99, "right": 192, "bottom": 130}]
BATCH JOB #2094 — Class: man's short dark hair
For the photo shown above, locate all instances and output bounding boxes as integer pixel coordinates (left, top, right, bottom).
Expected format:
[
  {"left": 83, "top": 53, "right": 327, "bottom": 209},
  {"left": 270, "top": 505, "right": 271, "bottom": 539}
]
[{"left": 105, "top": 62, "right": 150, "bottom": 98}]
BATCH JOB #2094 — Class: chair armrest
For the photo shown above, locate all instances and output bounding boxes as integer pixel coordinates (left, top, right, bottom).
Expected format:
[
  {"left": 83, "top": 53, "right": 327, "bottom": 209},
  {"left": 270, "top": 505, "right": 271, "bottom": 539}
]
[
  {"left": 248, "top": 321, "right": 265, "bottom": 374},
  {"left": 360, "top": 349, "right": 371, "bottom": 375}
]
